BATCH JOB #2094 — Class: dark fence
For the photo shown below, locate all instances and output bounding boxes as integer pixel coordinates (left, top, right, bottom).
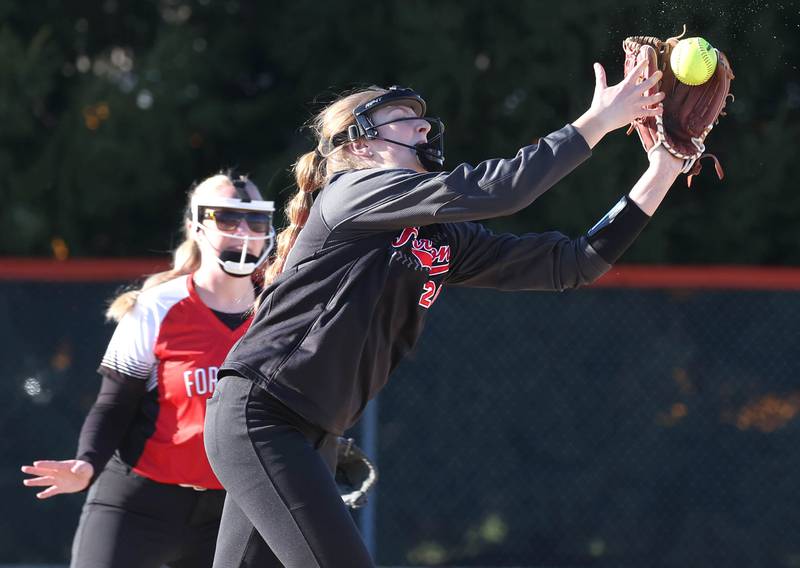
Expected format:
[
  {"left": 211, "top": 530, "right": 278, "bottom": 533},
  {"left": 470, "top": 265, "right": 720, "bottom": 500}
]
[{"left": 2, "top": 264, "right": 800, "bottom": 567}]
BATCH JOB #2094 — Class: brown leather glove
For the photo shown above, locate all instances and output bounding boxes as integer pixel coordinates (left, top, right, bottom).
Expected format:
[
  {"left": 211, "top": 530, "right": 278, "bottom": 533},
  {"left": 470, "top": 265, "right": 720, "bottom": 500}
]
[{"left": 623, "top": 27, "right": 735, "bottom": 186}]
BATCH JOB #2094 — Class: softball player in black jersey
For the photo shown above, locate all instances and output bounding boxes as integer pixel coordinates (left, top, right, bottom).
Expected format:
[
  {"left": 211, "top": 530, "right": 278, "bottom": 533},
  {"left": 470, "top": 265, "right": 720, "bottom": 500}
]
[{"left": 205, "top": 62, "right": 685, "bottom": 568}]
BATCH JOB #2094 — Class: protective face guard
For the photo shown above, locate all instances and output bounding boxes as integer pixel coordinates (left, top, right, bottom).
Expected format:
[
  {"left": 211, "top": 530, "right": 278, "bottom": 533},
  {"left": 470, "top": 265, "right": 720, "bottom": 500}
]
[
  {"left": 191, "top": 193, "right": 276, "bottom": 277},
  {"left": 344, "top": 86, "right": 446, "bottom": 171}
]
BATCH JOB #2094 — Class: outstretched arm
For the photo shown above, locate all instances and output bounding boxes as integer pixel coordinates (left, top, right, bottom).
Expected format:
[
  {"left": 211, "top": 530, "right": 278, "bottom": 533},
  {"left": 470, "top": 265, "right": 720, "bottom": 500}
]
[
  {"left": 445, "top": 146, "right": 683, "bottom": 290},
  {"left": 627, "top": 146, "right": 684, "bottom": 215},
  {"left": 323, "top": 61, "right": 667, "bottom": 233},
  {"left": 583, "top": 145, "right": 683, "bottom": 264},
  {"left": 21, "top": 371, "right": 145, "bottom": 498}
]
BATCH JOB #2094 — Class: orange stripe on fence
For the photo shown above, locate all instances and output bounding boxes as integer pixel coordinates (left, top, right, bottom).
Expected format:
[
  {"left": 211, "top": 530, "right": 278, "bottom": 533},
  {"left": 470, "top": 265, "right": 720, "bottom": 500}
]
[
  {"left": 0, "top": 258, "right": 171, "bottom": 282},
  {"left": 593, "top": 265, "right": 800, "bottom": 290},
  {"left": 2, "top": 259, "right": 800, "bottom": 290}
]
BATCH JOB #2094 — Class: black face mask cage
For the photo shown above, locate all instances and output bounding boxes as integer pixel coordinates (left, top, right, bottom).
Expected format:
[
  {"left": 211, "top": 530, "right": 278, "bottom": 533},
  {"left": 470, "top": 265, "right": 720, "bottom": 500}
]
[{"left": 341, "top": 86, "right": 446, "bottom": 171}]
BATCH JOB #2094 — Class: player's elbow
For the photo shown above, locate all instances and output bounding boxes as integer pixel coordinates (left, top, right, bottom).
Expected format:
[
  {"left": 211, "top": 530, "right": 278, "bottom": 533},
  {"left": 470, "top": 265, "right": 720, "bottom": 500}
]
[{"left": 554, "top": 238, "right": 612, "bottom": 290}]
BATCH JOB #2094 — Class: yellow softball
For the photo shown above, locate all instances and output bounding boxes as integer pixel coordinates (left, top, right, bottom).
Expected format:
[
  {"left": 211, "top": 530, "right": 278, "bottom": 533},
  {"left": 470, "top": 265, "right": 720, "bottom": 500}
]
[{"left": 670, "top": 37, "right": 718, "bottom": 86}]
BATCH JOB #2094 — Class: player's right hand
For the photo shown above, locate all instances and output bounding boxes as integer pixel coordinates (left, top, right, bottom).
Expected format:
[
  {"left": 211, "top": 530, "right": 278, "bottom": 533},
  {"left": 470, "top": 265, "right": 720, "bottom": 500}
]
[
  {"left": 588, "top": 59, "right": 665, "bottom": 134},
  {"left": 21, "top": 459, "right": 94, "bottom": 499}
]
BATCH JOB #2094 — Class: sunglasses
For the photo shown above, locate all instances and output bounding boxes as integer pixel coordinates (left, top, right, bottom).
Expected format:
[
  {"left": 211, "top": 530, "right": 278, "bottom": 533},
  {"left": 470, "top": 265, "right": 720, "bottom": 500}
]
[{"left": 202, "top": 209, "right": 271, "bottom": 233}]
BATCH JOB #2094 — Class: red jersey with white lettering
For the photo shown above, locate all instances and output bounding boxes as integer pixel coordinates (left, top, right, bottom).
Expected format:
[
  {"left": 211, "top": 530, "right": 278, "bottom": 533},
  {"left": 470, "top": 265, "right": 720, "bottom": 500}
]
[{"left": 99, "top": 275, "right": 250, "bottom": 489}]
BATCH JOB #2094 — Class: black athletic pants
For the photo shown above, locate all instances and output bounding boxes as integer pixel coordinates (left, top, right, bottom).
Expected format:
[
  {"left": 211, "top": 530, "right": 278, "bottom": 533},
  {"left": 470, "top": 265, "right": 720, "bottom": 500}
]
[
  {"left": 204, "top": 375, "right": 374, "bottom": 568},
  {"left": 70, "top": 455, "right": 226, "bottom": 568}
]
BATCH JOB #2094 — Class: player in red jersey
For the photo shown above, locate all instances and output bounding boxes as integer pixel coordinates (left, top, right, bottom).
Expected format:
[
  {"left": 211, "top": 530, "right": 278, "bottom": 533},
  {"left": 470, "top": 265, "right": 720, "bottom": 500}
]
[{"left": 21, "top": 172, "right": 274, "bottom": 568}]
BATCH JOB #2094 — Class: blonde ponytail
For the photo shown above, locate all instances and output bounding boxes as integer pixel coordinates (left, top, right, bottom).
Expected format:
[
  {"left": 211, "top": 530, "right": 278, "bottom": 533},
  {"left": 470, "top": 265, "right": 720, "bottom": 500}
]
[
  {"left": 106, "top": 237, "right": 201, "bottom": 322},
  {"left": 264, "top": 150, "right": 326, "bottom": 285},
  {"left": 262, "top": 87, "right": 389, "bottom": 288}
]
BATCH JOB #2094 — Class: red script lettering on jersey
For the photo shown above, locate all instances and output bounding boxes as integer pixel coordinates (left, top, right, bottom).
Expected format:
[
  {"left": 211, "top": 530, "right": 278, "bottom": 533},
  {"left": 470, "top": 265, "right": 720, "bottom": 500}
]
[{"left": 391, "top": 227, "right": 450, "bottom": 276}]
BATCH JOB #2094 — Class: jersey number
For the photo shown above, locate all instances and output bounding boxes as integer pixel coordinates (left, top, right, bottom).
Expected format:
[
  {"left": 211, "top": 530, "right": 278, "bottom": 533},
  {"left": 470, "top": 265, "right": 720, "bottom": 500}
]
[{"left": 418, "top": 280, "right": 442, "bottom": 309}]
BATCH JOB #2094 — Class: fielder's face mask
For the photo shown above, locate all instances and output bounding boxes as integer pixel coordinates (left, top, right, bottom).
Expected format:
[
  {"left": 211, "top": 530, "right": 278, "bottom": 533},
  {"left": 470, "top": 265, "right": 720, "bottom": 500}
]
[
  {"left": 190, "top": 179, "right": 276, "bottom": 277},
  {"left": 336, "top": 86, "right": 446, "bottom": 172}
]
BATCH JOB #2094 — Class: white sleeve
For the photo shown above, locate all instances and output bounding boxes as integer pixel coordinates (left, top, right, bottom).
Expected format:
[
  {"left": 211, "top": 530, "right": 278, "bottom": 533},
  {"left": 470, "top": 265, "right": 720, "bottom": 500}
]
[{"left": 99, "top": 300, "right": 159, "bottom": 381}]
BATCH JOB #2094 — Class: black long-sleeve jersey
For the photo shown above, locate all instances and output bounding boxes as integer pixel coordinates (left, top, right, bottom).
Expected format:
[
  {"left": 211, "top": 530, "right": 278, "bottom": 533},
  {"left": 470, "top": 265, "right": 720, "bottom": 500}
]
[{"left": 221, "top": 125, "right": 647, "bottom": 435}]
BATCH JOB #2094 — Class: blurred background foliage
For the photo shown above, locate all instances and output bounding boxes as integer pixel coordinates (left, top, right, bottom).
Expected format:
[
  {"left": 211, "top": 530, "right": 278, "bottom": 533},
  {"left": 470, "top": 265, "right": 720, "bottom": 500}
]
[
  {"left": 1, "top": 0, "right": 798, "bottom": 262},
  {"left": 4, "top": 2, "right": 800, "bottom": 566}
]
